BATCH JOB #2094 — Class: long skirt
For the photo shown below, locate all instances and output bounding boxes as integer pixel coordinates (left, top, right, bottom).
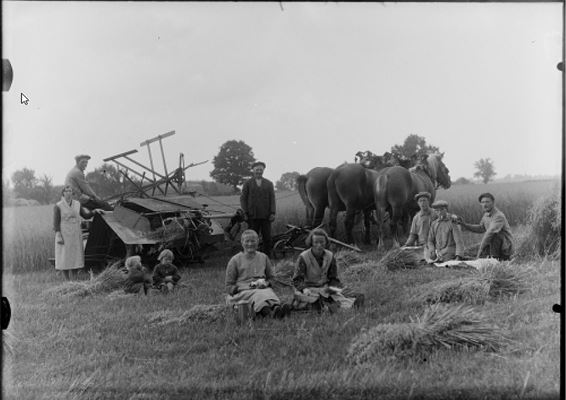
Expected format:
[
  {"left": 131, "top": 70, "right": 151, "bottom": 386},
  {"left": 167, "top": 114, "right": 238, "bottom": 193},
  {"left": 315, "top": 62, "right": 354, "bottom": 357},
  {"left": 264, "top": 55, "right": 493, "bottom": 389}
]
[
  {"left": 226, "top": 288, "right": 280, "bottom": 313},
  {"left": 292, "top": 286, "right": 355, "bottom": 310}
]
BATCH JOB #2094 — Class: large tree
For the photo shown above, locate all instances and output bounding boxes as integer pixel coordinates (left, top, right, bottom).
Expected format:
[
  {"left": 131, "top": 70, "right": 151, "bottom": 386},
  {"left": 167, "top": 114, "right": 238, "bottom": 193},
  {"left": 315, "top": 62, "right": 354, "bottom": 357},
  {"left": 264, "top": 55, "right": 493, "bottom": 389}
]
[
  {"left": 34, "top": 174, "right": 54, "bottom": 205},
  {"left": 86, "top": 163, "right": 130, "bottom": 199},
  {"left": 390, "top": 134, "right": 440, "bottom": 163},
  {"left": 11, "top": 168, "right": 38, "bottom": 199},
  {"left": 275, "top": 171, "right": 300, "bottom": 191},
  {"left": 210, "top": 140, "right": 255, "bottom": 191},
  {"left": 474, "top": 158, "right": 496, "bottom": 184}
]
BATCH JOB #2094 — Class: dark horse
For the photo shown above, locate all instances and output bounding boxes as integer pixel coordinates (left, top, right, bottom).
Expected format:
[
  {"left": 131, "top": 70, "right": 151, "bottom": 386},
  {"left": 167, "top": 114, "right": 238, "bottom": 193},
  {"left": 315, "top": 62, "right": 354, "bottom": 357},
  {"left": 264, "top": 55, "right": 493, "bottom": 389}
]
[
  {"left": 326, "top": 163, "right": 383, "bottom": 245},
  {"left": 297, "top": 167, "right": 335, "bottom": 228},
  {"left": 374, "top": 153, "right": 451, "bottom": 247}
]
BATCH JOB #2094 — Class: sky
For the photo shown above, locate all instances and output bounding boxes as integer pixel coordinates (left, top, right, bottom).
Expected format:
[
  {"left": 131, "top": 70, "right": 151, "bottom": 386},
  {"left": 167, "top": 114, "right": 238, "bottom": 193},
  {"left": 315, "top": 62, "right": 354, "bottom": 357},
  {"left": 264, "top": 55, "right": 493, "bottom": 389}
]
[{"left": 2, "top": 2, "right": 563, "bottom": 187}]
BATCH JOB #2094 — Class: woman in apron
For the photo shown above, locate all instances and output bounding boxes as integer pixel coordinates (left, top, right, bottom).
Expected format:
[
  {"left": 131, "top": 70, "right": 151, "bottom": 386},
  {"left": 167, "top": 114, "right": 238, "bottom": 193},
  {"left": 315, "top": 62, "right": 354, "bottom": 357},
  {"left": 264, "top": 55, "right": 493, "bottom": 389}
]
[{"left": 53, "top": 185, "right": 94, "bottom": 280}]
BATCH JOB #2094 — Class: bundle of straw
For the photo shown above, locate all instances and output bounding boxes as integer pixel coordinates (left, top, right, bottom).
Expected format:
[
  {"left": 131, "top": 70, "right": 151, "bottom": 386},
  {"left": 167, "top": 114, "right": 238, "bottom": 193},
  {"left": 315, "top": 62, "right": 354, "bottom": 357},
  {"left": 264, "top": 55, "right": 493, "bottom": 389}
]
[
  {"left": 414, "top": 304, "right": 508, "bottom": 352},
  {"left": 379, "top": 248, "right": 422, "bottom": 271},
  {"left": 45, "top": 260, "right": 131, "bottom": 298},
  {"left": 336, "top": 250, "right": 366, "bottom": 269},
  {"left": 480, "top": 263, "right": 530, "bottom": 297},
  {"left": 347, "top": 304, "right": 508, "bottom": 363},
  {"left": 413, "top": 279, "right": 491, "bottom": 305},
  {"left": 413, "top": 263, "right": 529, "bottom": 305}
]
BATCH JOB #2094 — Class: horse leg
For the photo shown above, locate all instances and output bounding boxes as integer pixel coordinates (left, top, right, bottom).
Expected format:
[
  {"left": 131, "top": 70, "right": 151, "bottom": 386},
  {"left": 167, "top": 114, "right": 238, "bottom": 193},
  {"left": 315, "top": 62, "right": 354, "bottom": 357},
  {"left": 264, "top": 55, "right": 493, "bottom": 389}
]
[
  {"left": 390, "top": 206, "right": 404, "bottom": 248},
  {"left": 363, "top": 209, "right": 372, "bottom": 245},
  {"left": 305, "top": 204, "right": 314, "bottom": 227},
  {"left": 344, "top": 208, "right": 356, "bottom": 245},
  {"left": 328, "top": 207, "right": 339, "bottom": 239},
  {"left": 313, "top": 206, "right": 326, "bottom": 228},
  {"left": 374, "top": 206, "right": 389, "bottom": 252}
]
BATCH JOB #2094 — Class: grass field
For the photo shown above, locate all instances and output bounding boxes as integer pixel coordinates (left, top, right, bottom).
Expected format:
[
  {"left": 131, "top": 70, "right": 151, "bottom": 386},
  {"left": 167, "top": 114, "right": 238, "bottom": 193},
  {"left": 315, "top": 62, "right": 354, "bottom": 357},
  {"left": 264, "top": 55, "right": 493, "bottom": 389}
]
[
  {"left": 2, "top": 255, "right": 560, "bottom": 399},
  {"left": 1, "top": 179, "right": 561, "bottom": 399},
  {"left": 3, "top": 179, "right": 558, "bottom": 274}
]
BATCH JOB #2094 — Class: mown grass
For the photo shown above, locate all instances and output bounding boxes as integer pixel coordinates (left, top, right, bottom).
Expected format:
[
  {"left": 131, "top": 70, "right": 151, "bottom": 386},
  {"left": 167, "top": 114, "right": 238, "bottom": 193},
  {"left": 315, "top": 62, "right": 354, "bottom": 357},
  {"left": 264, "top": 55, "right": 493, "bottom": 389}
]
[{"left": 2, "top": 250, "right": 560, "bottom": 399}]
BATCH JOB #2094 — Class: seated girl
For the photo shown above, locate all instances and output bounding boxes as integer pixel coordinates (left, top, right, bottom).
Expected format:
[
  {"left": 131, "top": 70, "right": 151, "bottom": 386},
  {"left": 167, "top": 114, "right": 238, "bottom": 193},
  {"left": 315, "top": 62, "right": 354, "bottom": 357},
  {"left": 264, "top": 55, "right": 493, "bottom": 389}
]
[
  {"left": 292, "top": 228, "right": 360, "bottom": 313},
  {"left": 152, "top": 249, "right": 181, "bottom": 293},
  {"left": 124, "top": 255, "right": 152, "bottom": 294},
  {"left": 225, "top": 229, "right": 290, "bottom": 319}
]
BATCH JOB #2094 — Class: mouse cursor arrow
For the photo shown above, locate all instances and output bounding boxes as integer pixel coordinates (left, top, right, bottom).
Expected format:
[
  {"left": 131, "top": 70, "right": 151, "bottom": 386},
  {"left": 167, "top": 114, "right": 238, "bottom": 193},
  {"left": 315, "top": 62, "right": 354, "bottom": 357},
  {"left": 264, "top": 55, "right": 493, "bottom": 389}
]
[{"left": 21, "top": 93, "right": 29, "bottom": 105}]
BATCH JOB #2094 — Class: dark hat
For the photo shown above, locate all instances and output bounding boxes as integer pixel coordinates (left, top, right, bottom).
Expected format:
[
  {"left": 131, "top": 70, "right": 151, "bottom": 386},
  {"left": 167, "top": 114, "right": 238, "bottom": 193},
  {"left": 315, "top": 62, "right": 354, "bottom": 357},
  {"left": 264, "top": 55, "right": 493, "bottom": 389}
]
[
  {"left": 414, "top": 192, "right": 432, "bottom": 201},
  {"left": 478, "top": 192, "right": 495, "bottom": 202},
  {"left": 251, "top": 161, "right": 266, "bottom": 169},
  {"left": 74, "top": 154, "right": 91, "bottom": 162},
  {"left": 431, "top": 200, "right": 449, "bottom": 209}
]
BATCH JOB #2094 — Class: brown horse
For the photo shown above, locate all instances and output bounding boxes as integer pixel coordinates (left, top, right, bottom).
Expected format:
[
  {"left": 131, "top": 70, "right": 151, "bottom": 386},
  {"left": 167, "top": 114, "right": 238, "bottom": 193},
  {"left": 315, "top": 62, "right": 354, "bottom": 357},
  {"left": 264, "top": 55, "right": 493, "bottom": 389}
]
[
  {"left": 374, "top": 153, "right": 451, "bottom": 247},
  {"left": 297, "top": 167, "right": 334, "bottom": 228},
  {"left": 327, "top": 163, "right": 382, "bottom": 245}
]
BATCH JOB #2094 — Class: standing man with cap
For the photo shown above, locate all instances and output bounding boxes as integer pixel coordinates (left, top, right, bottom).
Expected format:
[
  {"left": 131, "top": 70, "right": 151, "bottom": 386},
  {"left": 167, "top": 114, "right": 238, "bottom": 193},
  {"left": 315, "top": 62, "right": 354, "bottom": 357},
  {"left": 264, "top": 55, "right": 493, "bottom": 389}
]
[
  {"left": 455, "top": 193, "right": 513, "bottom": 260},
  {"left": 403, "top": 191, "right": 435, "bottom": 258},
  {"left": 65, "top": 154, "right": 113, "bottom": 211},
  {"left": 427, "top": 200, "right": 464, "bottom": 262},
  {"left": 240, "top": 161, "right": 276, "bottom": 255}
]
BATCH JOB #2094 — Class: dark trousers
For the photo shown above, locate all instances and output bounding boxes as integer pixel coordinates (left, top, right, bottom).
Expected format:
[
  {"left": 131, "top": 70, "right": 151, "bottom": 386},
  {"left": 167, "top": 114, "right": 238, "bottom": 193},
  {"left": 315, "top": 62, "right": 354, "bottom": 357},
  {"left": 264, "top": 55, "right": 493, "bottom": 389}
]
[
  {"left": 80, "top": 198, "right": 113, "bottom": 211},
  {"left": 479, "top": 234, "right": 511, "bottom": 261},
  {"left": 248, "top": 219, "right": 272, "bottom": 255}
]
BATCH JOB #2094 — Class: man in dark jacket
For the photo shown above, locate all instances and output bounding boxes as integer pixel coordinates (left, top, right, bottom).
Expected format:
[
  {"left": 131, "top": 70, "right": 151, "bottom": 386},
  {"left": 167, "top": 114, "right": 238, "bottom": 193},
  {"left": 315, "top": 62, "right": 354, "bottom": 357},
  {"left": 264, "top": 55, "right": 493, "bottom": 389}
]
[{"left": 240, "top": 161, "right": 276, "bottom": 255}]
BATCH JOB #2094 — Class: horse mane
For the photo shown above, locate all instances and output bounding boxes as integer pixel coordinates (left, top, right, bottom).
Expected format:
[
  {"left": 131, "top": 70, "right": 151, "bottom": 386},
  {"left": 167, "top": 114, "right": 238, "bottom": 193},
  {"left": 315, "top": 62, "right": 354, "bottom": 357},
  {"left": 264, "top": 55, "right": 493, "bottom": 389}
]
[
  {"left": 408, "top": 153, "right": 441, "bottom": 186},
  {"left": 425, "top": 153, "right": 440, "bottom": 184}
]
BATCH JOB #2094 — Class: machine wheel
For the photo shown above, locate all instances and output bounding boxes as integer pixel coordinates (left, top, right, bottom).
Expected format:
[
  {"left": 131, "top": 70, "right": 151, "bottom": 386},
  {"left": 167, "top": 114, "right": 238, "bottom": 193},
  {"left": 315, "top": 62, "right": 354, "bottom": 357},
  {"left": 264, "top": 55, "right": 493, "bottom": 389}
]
[{"left": 272, "top": 239, "right": 290, "bottom": 259}]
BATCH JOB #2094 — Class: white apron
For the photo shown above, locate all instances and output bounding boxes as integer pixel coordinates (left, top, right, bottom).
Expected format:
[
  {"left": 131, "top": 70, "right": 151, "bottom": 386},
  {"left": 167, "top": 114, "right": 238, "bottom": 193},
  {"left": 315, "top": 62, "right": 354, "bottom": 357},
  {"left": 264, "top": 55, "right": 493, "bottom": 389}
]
[{"left": 55, "top": 198, "right": 85, "bottom": 270}]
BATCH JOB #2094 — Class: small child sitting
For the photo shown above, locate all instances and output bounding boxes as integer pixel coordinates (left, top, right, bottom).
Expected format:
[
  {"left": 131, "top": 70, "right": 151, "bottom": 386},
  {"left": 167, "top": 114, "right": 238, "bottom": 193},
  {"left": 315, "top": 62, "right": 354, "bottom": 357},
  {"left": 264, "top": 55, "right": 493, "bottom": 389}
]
[
  {"left": 153, "top": 249, "right": 181, "bottom": 293},
  {"left": 123, "top": 255, "right": 152, "bottom": 294}
]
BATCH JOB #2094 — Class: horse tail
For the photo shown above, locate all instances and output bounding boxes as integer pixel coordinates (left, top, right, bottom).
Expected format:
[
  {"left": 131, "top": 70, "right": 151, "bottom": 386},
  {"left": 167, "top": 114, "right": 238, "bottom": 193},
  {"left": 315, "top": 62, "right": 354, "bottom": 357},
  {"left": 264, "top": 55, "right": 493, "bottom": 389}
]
[
  {"left": 296, "top": 174, "right": 314, "bottom": 225},
  {"left": 373, "top": 173, "right": 391, "bottom": 247},
  {"left": 296, "top": 175, "right": 309, "bottom": 207}
]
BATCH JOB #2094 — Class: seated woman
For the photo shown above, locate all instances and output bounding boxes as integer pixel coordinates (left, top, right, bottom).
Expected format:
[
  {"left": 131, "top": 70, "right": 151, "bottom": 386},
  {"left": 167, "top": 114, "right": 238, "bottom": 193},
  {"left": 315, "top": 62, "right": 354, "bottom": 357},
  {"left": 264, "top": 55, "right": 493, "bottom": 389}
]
[
  {"left": 152, "top": 249, "right": 181, "bottom": 293},
  {"left": 225, "top": 229, "right": 290, "bottom": 319},
  {"left": 292, "top": 228, "right": 360, "bottom": 313}
]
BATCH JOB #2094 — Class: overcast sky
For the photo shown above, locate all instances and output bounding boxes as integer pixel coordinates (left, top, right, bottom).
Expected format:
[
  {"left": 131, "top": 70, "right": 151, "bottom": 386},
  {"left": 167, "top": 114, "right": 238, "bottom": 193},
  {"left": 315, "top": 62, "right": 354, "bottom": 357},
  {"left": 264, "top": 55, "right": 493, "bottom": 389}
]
[{"left": 2, "top": 2, "right": 562, "bottom": 186}]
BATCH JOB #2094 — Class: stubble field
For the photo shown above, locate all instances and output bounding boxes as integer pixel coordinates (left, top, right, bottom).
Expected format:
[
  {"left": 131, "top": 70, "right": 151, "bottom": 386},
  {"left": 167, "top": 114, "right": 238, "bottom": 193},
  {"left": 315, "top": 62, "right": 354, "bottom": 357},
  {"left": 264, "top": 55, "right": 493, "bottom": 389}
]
[{"left": 2, "top": 179, "right": 562, "bottom": 399}]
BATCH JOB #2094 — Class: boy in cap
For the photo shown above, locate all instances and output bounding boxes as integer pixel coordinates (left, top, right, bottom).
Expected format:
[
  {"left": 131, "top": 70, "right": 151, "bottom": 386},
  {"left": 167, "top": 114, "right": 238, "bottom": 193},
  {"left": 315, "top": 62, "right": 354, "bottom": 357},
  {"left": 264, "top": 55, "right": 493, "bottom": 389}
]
[
  {"left": 65, "top": 154, "right": 113, "bottom": 211},
  {"left": 403, "top": 192, "right": 435, "bottom": 258},
  {"left": 455, "top": 193, "right": 513, "bottom": 260},
  {"left": 427, "top": 200, "right": 464, "bottom": 262},
  {"left": 240, "top": 161, "right": 276, "bottom": 255}
]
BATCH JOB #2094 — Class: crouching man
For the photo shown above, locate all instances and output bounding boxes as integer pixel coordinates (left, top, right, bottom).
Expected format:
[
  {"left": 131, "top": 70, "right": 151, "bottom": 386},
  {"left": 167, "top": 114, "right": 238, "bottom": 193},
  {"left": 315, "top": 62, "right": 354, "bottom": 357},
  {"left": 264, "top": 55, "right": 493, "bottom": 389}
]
[
  {"left": 292, "top": 229, "right": 363, "bottom": 313},
  {"left": 225, "top": 230, "right": 290, "bottom": 319},
  {"left": 455, "top": 193, "right": 514, "bottom": 261}
]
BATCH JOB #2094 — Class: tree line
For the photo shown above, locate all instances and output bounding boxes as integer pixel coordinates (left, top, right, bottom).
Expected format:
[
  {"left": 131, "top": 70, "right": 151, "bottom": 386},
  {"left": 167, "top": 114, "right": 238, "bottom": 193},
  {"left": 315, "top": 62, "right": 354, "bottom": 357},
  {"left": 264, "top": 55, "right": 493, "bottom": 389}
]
[{"left": 4, "top": 135, "right": 497, "bottom": 206}]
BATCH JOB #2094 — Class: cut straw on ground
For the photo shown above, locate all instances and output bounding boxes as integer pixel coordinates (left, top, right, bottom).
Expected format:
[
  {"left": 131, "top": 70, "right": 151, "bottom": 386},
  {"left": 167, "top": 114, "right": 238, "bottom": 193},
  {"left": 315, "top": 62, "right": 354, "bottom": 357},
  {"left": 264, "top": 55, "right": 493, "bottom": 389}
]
[
  {"left": 378, "top": 248, "right": 422, "bottom": 271},
  {"left": 43, "top": 260, "right": 147, "bottom": 297},
  {"left": 147, "top": 305, "right": 227, "bottom": 325},
  {"left": 347, "top": 303, "right": 511, "bottom": 363},
  {"left": 413, "top": 262, "right": 530, "bottom": 305}
]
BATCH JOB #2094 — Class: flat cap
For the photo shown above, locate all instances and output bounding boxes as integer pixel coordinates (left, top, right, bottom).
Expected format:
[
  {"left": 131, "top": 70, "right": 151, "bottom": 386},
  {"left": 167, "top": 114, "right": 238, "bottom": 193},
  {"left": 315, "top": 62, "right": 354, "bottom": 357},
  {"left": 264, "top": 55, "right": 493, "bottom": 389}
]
[
  {"left": 74, "top": 154, "right": 91, "bottom": 162},
  {"left": 414, "top": 192, "right": 432, "bottom": 201},
  {"left": 478, "top": 192, "right": 495, "bottom": 202},
  {"left": 431, "top": 200, "right": 449, "bottom": 209},
  {"left": 251, "top": 161, "right": 266, "bottom": 169}
]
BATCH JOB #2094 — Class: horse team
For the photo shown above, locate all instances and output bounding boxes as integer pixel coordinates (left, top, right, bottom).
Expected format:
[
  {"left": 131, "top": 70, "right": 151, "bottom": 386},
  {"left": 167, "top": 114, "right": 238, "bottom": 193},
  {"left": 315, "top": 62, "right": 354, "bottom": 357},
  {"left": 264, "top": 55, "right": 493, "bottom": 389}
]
[{"left": 297, "top": 151, "right": 451, "bottom": 248}]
